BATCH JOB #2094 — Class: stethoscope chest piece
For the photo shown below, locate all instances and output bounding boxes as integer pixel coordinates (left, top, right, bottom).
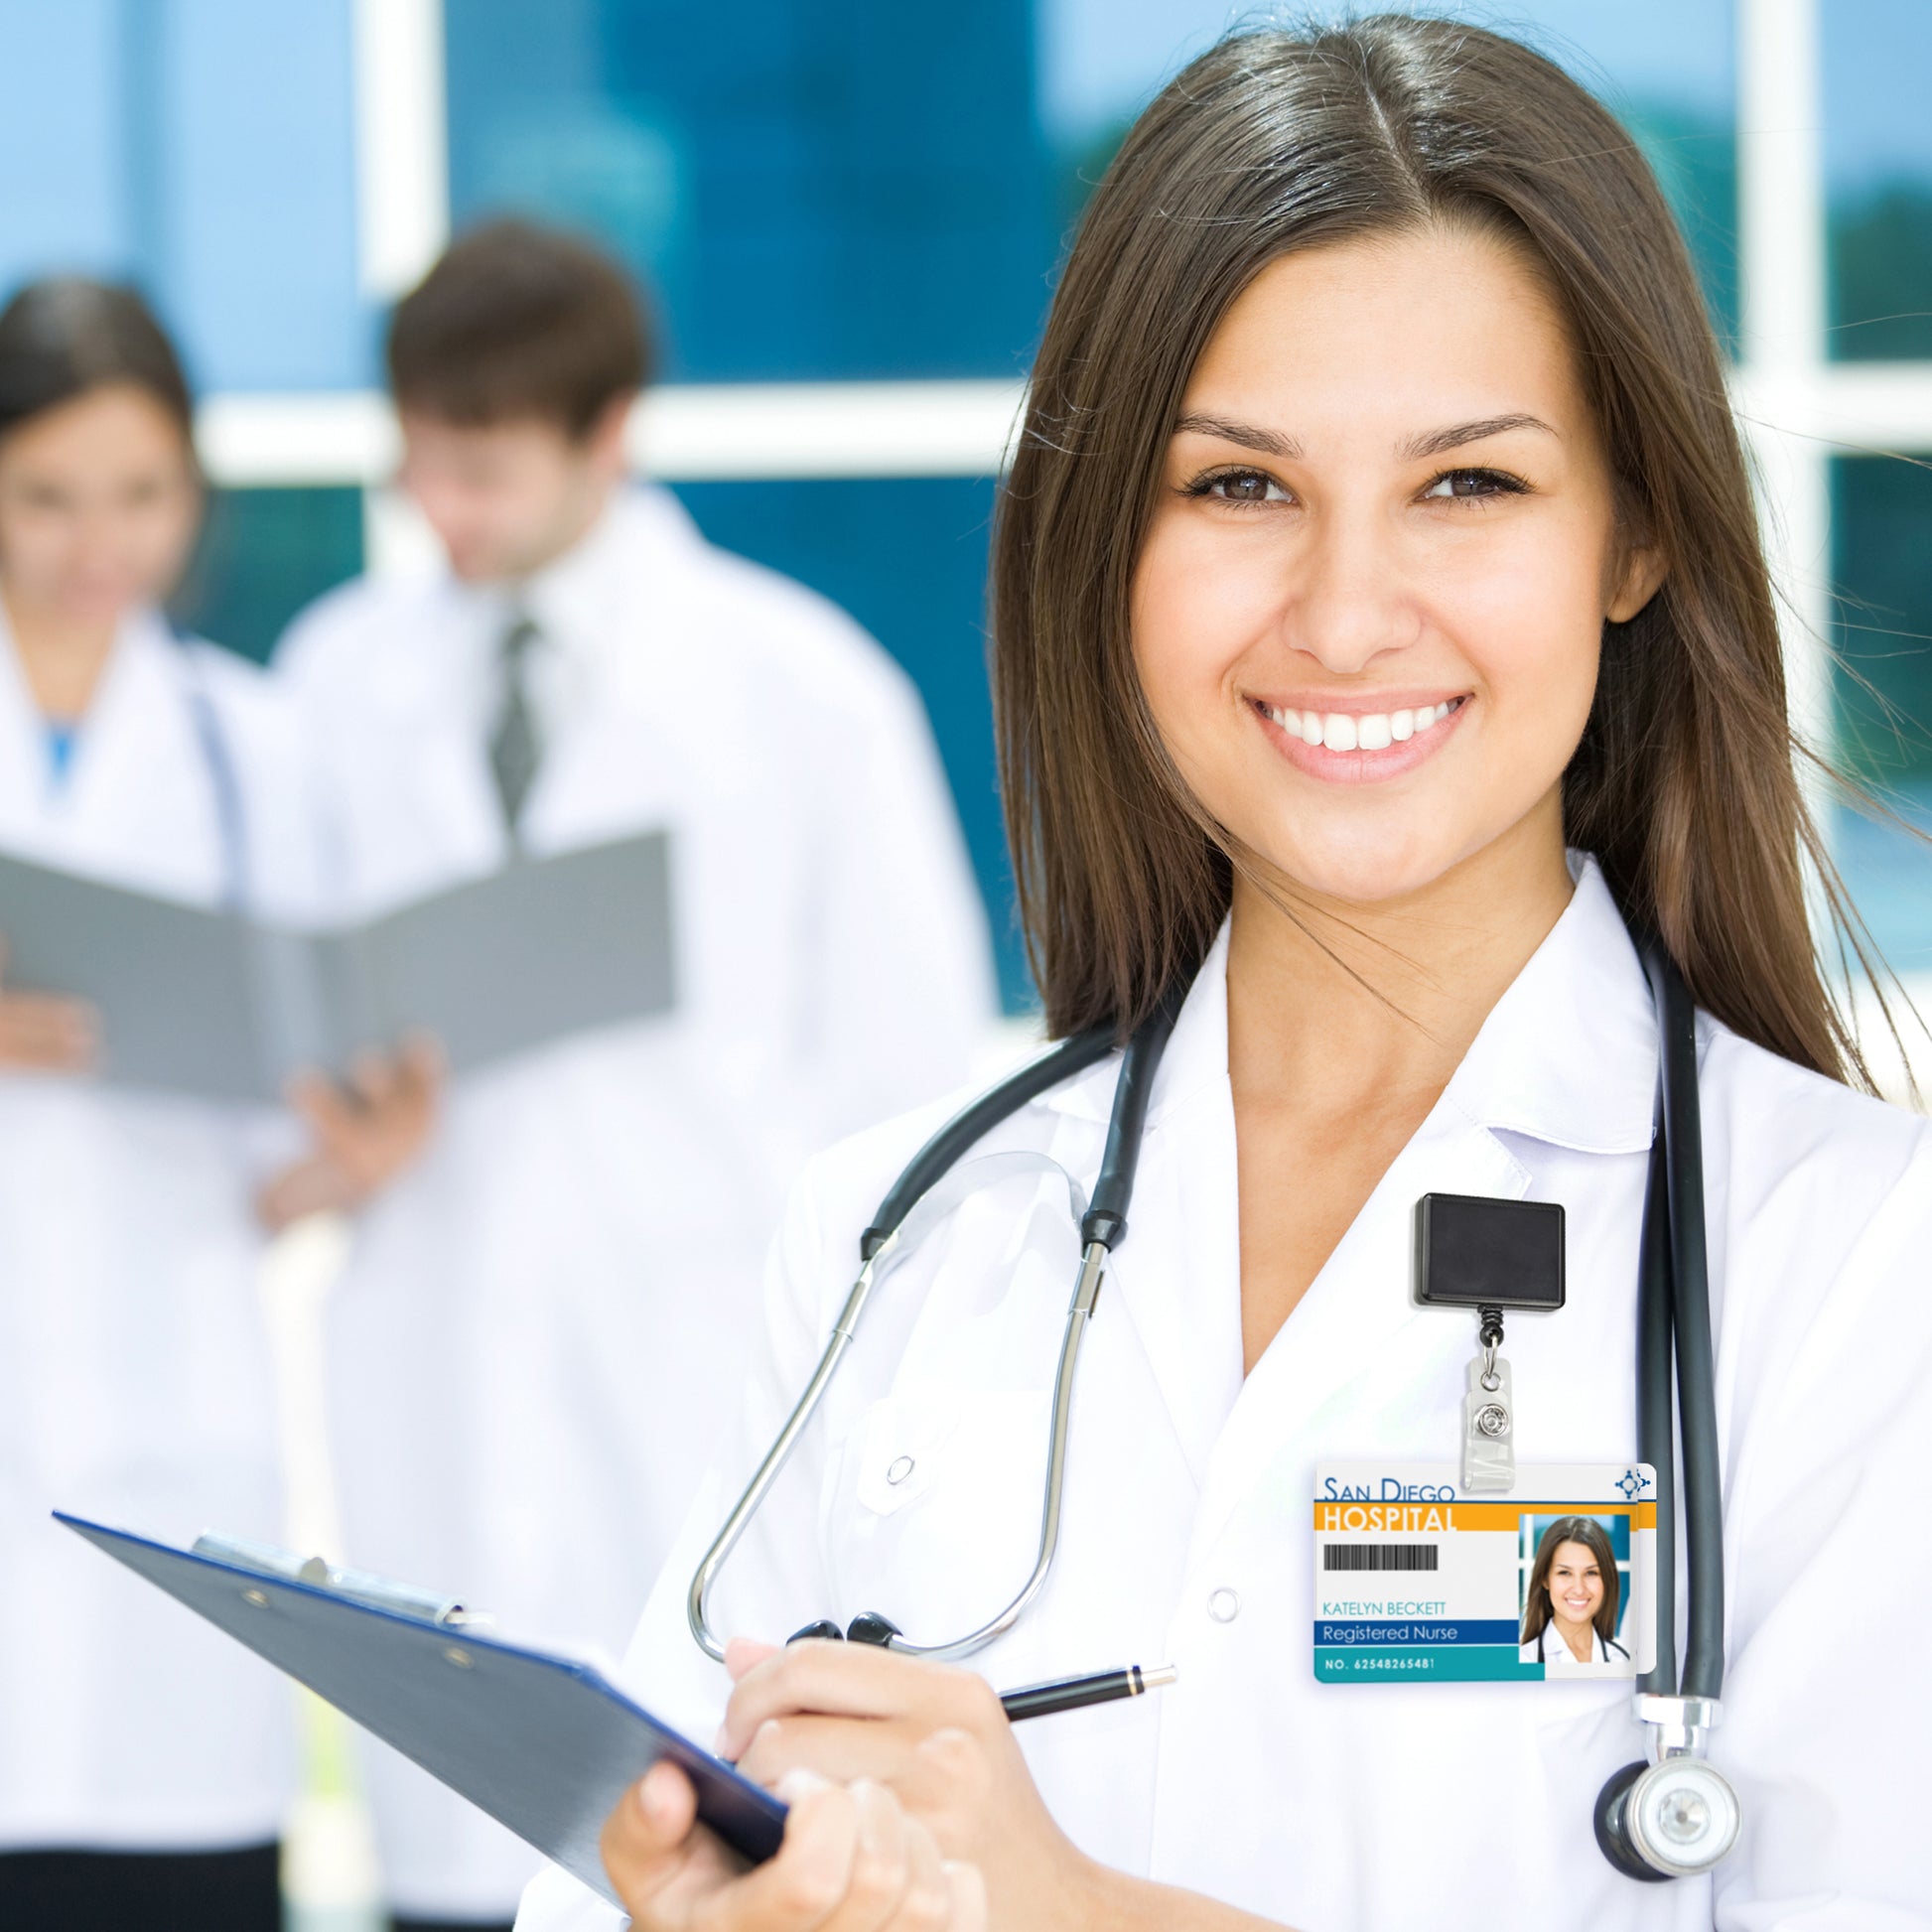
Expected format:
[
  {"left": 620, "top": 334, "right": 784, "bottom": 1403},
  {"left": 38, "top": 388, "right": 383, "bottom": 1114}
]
[{"left": 1594, "top": 1713, "right": 1741, "bottom": 1881}]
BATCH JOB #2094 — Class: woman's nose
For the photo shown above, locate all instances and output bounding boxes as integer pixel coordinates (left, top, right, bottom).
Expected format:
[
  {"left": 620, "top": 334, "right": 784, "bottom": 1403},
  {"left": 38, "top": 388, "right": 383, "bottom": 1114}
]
[{"left": 1281, "top": 508, "right": 1419, "bottom": 673}]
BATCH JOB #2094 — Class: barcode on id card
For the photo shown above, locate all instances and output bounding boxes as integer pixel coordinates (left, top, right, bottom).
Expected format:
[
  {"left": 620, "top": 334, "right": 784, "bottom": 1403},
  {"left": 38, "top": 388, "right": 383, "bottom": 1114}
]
[{"left": 1321, "top": 1544, "right": 1440, "bottom": 1572}]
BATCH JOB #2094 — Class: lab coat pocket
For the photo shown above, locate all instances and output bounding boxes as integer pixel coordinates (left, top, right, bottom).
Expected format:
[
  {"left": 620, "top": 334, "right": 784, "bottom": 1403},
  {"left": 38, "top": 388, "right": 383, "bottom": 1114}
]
[{"left": 829, "top": 1387, "right": 1052, "bottom": 1648}]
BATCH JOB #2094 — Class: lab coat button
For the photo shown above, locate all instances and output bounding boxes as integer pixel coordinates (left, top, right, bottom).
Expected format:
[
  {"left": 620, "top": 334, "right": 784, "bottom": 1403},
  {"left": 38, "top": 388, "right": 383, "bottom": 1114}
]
[
  {"left": 1207, "top": 1587, "right": 1240, "bottom": 1623},
  {"left": 887, "top": 1455, "right": 915, "bottom": 1485}
]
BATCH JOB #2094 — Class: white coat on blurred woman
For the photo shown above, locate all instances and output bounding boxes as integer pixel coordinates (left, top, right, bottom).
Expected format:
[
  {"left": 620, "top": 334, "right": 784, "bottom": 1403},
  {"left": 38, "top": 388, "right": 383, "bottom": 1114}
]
[
  {"left": 0, "top": 283, "right": 432, "bottom": 1932},
  {"left": 271, "top": 222, "right": 997, "bottom": 1930},
  {"left": 0, "top": 282, "right": 323, "bottom": 1932}
]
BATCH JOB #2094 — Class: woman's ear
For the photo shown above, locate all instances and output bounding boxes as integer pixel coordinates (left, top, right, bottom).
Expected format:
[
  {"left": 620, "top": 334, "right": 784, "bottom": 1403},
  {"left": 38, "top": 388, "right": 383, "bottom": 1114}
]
[{"left": 1607, "top": 539, "right": 1668, "bottom": 623}]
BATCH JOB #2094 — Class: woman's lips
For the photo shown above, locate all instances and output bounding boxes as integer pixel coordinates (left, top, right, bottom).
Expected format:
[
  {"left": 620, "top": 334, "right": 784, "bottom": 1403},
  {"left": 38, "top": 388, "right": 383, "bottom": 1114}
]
[{"left": 1251, "top": 693, "right": 1471, "bottom": 783}]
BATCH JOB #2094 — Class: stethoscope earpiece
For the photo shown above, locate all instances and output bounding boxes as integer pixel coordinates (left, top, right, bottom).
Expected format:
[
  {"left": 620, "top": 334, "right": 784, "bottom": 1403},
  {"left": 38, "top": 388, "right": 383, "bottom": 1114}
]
[
  {"left": 1594, "top": 1754, "right": 1741, "bottom": 1882},
  {"left": 784, "top": 1611, "right": 904, "bottom": 1647}
]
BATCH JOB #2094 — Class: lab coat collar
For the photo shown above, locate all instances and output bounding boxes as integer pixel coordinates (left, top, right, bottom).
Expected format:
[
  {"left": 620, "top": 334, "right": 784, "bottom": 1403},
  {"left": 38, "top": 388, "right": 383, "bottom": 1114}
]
[
  {"left": 1040, "top": 852, "right": 1657, "bottom": 1159},
  {"left": 0, "top": 603, "right": 192, "bottom": 834},
  {"left": 1440, "top": 855, "right": 1658, "bottom": 1156}
]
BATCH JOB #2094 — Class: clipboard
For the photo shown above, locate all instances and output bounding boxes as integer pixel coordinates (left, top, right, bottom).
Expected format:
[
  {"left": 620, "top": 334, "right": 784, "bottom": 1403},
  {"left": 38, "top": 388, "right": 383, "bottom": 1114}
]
[{"left": 56, "top": 1514, "right": 784, "bottom": 1905}]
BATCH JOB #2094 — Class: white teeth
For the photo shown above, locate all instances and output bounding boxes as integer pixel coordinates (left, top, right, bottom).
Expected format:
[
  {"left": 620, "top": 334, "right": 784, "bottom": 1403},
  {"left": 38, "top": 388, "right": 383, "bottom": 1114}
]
[{"left": 1266, "top": 698, "right": 1460, "bottom": 749}]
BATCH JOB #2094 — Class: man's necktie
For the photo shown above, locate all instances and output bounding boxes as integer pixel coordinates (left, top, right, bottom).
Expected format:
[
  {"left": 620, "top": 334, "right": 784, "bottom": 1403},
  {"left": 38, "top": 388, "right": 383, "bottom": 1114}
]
[{"left": 488, "top": 613, "right": 542, "bottom": 845}]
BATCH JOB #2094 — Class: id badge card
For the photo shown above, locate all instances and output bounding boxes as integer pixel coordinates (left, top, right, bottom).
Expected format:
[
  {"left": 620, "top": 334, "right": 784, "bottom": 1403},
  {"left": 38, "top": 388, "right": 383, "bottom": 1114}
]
[{"left": 1312, "top": 1462, "right": 1655, "bottom": 1683}]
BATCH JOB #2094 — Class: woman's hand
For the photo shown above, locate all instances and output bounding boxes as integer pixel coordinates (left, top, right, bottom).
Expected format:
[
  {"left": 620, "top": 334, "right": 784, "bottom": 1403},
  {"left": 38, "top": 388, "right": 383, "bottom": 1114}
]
[
  {"left": 255, "top": 1035, "right": 443, "bottom": 1232},
  {"left": 0, "top": 937, "right": 96, "bottom": 1074},
  {"left": 717, "top": 1640, "right": 1098, "bottom": 1931},
  {"left": 602, "top": 1758, "right": 986, "bottom": 1931}
]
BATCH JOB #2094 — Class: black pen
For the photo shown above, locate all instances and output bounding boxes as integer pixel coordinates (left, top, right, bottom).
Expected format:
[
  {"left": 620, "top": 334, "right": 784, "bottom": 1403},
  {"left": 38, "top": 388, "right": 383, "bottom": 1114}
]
[{"left": 998, "top": 1663, "right": 1177, "bottom": 1724}]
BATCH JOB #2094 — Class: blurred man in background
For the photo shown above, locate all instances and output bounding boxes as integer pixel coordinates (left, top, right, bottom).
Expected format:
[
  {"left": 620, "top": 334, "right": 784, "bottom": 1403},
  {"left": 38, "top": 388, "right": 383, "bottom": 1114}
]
[{"left": 272, "top": 219, "right": 995, "bottom": 1932}]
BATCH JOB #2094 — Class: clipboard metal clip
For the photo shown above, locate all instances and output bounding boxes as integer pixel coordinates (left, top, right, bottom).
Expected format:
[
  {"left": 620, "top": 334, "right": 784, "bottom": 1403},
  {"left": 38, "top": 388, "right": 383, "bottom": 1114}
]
[{"left": 192, "top": 1531, "right": 494, "bottom": 1632}]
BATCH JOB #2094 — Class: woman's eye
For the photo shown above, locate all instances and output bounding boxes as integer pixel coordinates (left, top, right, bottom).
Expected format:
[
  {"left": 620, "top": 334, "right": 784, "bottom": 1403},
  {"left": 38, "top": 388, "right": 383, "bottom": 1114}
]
[
  {"left": 1190, "top": 469, "right": 1290, "bottom": 505},
  {"left": 1421, "top": 467, "right": 1528, "bottom": 502}
]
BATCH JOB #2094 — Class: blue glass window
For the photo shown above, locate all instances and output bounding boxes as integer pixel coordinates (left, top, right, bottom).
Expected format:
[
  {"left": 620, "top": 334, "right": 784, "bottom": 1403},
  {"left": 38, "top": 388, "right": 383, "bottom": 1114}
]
[
  {"left": 1038, "top": 0, "right": 1738, "bottom": 345},
  {"left": 1831, "top": 455, "right": 1932, "bottom": 969},
  {"left": 1825, "top": 0, "right": 1932, "bottom": 361},
  {"left": 445, "top": 0, "right": 1056, "bottom": 381},
  {"left": 0, "top": 0, "right": 370, "bottom": 392}
]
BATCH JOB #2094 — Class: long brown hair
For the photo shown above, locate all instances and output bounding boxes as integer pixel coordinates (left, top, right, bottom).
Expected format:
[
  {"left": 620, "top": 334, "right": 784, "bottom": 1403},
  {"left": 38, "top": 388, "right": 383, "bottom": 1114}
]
[
  {"left": 1520, "top": 1515, "right": 1621, "bottom": 1650},
  {"left": 993, "top": 14, "right": 1876, "bottom": 1083}
]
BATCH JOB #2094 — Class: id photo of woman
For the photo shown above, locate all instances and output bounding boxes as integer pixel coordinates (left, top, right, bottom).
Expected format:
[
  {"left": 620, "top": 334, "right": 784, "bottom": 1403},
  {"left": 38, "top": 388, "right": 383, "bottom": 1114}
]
[{"left": 1518, "top": 1516, "right": 1630, "bottom": 1671}]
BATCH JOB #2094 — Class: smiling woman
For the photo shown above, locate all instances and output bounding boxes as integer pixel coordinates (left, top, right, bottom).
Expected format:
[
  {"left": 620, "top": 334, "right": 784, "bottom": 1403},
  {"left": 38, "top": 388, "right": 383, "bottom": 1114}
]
[
  {"left": 998, "top": 32, "right": 1860, "bottom": 1082},
  {"left": 514, "top": 17, "right": 1932, "bottom": 1932}
]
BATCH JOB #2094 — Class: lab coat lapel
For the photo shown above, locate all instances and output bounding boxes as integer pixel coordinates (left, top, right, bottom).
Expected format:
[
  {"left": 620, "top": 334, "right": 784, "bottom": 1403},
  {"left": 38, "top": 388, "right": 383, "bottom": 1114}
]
[
  {"left": 1036, "top": 926, "right": 1246, "bottom": 1494},
  {"left": 1102, "top": 1056, "right": 1246, "bottom": 1493},
  {"left": 1185, "top": 859, "right": 1657, "bottom": 1561},
  {"left": 1191, "top": 1098, "right": 1527, "bottom": 1561},
  {"left": 0, "top": 611, "right": 223, "bottom": 899},
  {"left": 69, "top": 618, "right": 227, "bottom": 899}
]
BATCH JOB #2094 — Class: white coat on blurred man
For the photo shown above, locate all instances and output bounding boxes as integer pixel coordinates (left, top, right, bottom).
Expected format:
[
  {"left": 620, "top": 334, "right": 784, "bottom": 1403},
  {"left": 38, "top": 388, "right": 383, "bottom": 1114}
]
[{"left": 270, "top": 221, "right": 997, "bottom": 1930}]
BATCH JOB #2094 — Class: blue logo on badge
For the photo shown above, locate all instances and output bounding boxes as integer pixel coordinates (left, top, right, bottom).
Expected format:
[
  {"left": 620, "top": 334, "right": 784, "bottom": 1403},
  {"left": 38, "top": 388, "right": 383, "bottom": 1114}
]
[{"left": 1616, "top": 1467, "right": 1650, "bottom": 1500}]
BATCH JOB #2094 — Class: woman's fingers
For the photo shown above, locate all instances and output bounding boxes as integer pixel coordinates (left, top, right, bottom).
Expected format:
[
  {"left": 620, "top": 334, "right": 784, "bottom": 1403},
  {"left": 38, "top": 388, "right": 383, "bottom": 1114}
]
[
  {"left": 720, "top": 1642, "right": 1001, "bottom": 1763},
  {"left": 725, "top": 1636, "right": 782, "bottom": 1682},
  {"left": 807, "top": 1776, "right": 921, "bottom": 1932},
  {"left": 736, "top": 1714, "right": 913, "bottom": 1793},
  {"left": 0, "top": 992, "right": 99, "bottom": 1070},
  {"left": 0, "top": 933, "right": 99, "bottom": 1073},
  {"left": 717, "top": 1769, "right": 861, "bottom": 1927},
  {"left": 940, "top": 1859, "right": 987, "bottom": 1932},
  {"left": 600, "top": 1759, "right": 736, "bottom": 1927},
  {"left": 603, "top": 1760, "right": 979, "bottom": 1932}
]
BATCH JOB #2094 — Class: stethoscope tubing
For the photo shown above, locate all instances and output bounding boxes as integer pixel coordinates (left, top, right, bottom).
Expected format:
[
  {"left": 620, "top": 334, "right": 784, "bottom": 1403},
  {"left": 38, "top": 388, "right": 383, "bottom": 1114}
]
[
  {"left": 1638, "top": 942, "right": 1725, "bottom": 1702},
  {"left": 689, "top": 1023, "right": 1131, "bottom": 1662},
  {"left": 692, "top": 937, "right": 1724, "bottom": 1720}
]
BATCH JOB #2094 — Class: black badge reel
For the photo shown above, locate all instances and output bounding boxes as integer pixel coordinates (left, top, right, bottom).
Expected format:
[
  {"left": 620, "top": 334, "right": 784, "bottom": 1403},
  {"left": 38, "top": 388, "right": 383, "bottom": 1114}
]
[{"left": 1415, "top": 1192, "right": 1565, "bottom": 1490}]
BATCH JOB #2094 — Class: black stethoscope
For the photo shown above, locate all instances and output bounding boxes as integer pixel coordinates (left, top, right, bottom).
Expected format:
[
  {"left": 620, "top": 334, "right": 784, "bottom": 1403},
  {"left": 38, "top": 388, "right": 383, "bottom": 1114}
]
[{"left": 689, "top": 934, "right": 1741, "bottom": 1883}]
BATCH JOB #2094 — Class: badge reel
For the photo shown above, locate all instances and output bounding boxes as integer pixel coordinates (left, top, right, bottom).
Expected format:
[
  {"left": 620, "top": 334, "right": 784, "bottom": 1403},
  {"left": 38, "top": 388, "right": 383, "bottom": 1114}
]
[{"left": 1414, "top": 1194, "right": 1566, "bottom": 1492}]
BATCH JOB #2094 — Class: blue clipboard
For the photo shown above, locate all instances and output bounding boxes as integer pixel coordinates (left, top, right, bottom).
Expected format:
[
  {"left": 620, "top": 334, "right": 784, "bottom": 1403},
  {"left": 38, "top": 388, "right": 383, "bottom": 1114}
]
[{"left": 56, "top": 1513, "right": 785, "bottom": 1906}]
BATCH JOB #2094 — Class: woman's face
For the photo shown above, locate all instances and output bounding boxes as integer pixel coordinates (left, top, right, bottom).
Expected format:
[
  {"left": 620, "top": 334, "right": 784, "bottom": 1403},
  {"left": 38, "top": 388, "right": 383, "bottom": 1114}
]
[
  {"left": 1132, "top": 223, "right": 1661, "bottom": 904},
  {"left": 0, "top": 383, "right": 201, "bottom": 632},
  {"left": 1545, "top": 1539, "right": 1606, "bottom": 1627}
]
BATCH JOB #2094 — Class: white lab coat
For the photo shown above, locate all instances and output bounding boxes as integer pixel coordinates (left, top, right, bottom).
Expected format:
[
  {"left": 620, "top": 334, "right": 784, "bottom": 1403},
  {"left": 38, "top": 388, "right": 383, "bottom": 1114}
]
[
  {"left": 519, "top": 856, "right": 1932, "bottom": 1932},
  {"left": 276, "top": 486, "right": 995, "bottom": 1917},
  {"left": 0, "top": 607, "right": 314, "bottom": 1852}
]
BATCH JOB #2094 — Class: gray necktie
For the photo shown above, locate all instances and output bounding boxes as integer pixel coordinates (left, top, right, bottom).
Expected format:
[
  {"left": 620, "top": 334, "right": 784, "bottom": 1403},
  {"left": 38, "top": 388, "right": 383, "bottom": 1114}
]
[{"left": 488, "top": 614, "right": 542, "bottom": 843}]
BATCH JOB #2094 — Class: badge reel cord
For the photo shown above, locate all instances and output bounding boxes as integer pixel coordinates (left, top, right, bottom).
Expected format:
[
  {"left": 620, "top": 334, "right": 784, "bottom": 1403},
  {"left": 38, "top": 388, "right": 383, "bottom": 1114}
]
[{"left": 689, "top": 947, "right": 1740, "bottom": 1885}]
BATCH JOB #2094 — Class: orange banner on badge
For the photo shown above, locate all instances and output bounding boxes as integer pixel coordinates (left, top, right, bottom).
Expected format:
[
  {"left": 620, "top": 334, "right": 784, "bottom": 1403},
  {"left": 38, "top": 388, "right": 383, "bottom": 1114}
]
[{"left": 1312, "top": 1500, "right": 1656, "bottom": 1534}]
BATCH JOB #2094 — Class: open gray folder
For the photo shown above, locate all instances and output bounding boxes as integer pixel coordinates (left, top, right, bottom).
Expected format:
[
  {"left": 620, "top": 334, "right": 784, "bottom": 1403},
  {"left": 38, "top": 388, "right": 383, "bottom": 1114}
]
[
  {"left": 0, "top": 830, "right": 674, "bottom": 1104},
  {"left": 57, "top": 1514, "right": 786, "bottom": 1903}
]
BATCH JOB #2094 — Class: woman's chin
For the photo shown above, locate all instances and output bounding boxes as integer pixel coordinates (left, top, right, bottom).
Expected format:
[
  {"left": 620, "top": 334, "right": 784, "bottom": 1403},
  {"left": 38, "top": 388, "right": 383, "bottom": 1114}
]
[{"left": 1244, "top": 836, "right": 1466, "bottom": 911}]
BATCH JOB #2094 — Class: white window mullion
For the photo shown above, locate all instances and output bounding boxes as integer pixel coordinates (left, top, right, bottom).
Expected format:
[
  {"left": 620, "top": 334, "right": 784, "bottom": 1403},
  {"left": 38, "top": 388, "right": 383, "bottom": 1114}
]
[
  {"left": 350, "top": 0, "right": 449, "bottom": 301},
  {"left": 1736, "top": 0, "right": 1834, "bottom": 764}
]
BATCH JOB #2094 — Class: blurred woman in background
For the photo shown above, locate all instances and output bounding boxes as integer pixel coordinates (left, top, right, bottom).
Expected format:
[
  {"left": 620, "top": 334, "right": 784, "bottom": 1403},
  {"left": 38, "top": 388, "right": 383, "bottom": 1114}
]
[{"left": 0, "top": 279, "right": 425, "bottom": 1932}]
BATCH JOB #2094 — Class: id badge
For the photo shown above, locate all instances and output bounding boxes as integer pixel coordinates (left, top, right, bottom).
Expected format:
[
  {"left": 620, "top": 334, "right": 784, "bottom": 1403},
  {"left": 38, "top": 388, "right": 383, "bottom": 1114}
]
[{"left": 1312, "top": 1461, "right": 1655, "bottom": 1682}]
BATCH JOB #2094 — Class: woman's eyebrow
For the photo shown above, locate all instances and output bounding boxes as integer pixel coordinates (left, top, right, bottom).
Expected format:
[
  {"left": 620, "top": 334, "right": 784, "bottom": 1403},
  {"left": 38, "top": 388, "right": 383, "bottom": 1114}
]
[
  {"left": 1173, "top": 412, "right": 1302, "bottom": 458},
  {"left": 1399, "top": 413, "right": 1557, "bottom": 461}
]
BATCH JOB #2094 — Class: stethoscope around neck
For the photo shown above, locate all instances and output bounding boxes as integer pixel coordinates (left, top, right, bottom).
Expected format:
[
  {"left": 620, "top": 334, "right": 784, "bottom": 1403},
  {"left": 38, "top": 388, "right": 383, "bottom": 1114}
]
[{"left": 688, "top": 938, "right": 1741, "bottom": 1883}]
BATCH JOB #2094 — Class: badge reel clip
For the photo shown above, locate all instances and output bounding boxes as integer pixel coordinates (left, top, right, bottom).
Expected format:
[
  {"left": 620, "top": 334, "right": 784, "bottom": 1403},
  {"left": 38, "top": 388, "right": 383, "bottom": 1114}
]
[{"left": 1414, "top": 1193, "right": 1567, "bottom": 1494}]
